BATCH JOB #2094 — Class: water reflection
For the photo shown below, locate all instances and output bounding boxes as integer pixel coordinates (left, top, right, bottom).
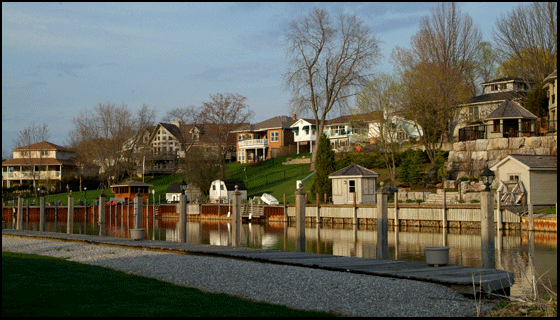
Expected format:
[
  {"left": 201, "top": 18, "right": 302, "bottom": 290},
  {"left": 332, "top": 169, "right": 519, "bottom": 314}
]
[{"left": 5, "top": 219, "right": 556, "bottom": 298}]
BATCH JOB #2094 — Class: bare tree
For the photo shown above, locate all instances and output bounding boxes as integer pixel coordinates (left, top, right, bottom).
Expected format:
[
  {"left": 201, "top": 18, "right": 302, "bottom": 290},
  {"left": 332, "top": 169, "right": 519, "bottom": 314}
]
[
  {"left": 12, "top": 123, "right": 51, "bottom": 195},
  {"left": 70, "top": 102, "right": 156, "bottom": 187},
  {"left": 283, "top": 7, "right": 382, "bottom": 170},
  {"left": 392, "top": 2, "right": 480, "bottom": 166},
  {"left": 493, "top": 2, "right": 557, "bottom": 83},
  {"left": 355, "top": 74, "right": 400, "bottom": 186},
  {"left": 197, "top": 93, "right": 254, "bottom": 178}
]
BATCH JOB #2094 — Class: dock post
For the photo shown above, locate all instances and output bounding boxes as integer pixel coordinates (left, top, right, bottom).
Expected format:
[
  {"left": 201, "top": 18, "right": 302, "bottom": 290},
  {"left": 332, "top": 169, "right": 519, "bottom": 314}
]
[
  {"left": 39, "top": 195, "right": 46, "bottom": 232},
  {"left": 528, "top": 203, "right": 534, "bottom": 231},
  {"left": 178, "top": 192, "right": 186, "bottom": 243},
  {"left": 316, "top": 192, "right": 320, "bottom": 224},
  {"left": 442, "top": 188, "right": 447, "bottom": 229},
  {"left": 16, "top": 195, "right": 23, "bottom": 230},
  {"left": 130, "top": 192, "right": 145, "bottom": 240},
  {"left": 376, "top": 183, "right": 388, "bottom": 259},
  {"left": 295, "top": 183, "right": 306, "bottom": 252},
  {"left": 98, "top": 192, "right": 106, "bottom": 236},
  {"left": 67, "top": 192, "right": 74, "bottom": 234},
  {"left": 496, "top": 190, "right": 502, "bottom": 232},
  {"left": 283, "top": 194, "right": 287, "bottom": 222},
  {"left": 232, "top": 185, "right": 242, "bottom": 247},
  {"left": 480, "top": 190, "right": 495, "bottom": 269},
  {"left": 352, "top": 192, "right": 357, "bottom": 225},
  {"left": 394, "top": 190, "right": 399, "bottom": 227}
]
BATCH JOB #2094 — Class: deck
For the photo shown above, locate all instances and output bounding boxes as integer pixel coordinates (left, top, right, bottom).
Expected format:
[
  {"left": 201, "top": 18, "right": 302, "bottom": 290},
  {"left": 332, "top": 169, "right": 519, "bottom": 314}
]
[{"left": 2, "top": 229, "right": 514, "bottom": 296}]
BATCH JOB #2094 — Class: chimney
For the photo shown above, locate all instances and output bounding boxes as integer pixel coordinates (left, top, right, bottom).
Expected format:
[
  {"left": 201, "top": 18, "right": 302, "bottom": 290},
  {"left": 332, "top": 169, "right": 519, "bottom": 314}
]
[
  {"left": 292, "top": 113, "right": 297, "bottom": 120},
  {"left": 171, "top": 120, "right": 181, "bottom": 128}
]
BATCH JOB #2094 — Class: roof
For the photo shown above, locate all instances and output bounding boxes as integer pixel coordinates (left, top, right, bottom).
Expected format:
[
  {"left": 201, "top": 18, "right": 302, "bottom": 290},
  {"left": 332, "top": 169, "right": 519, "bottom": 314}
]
[
  {"left": 543, "top": 70, "right": 557, "bottom": 83},
  {"left": 327, "top": 111, "right": 383, "bottom": 126},
  {"left": 481, "top": 77, "right": 534, "bottom": 85},
  {"left": 491, "top": 154, "right": 557, "bottom": 171},
  {"left": 12, "top": 141, "right": 73, "bottom": 152},
  {"left": 465, "top": 91, "right": 527, "bottom": 105},
  {"left": 484, "top": 100, "right": 537, "bottom": 120},
  {"left": 110, "top": 180, "right": 153, "bottom": 187},
  {"left": 233, "top": 116, "right": 296, "bottom": 133},
  {"left": 214, "top": 178, "right": 247, "bottom": 190},
  {"left": 329, "top": 163, "right": 379, "bottom": 178},
  {"left": 166, "top": 182, "right": 199, "bottom": 193},
  {"left": 2, "top": 158, "right": 76, "bottom": 166}
]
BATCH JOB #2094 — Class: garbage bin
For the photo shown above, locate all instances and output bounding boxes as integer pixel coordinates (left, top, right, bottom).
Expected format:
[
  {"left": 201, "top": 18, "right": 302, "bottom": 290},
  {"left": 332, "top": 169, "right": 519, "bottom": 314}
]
[{"left": 425, "top": 246, "right": 449, "bottom": 266}]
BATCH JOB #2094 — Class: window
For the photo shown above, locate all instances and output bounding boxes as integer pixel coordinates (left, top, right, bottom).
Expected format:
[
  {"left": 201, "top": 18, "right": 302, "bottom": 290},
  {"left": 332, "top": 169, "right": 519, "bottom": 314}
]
[
  {"left": 41, "top": 150, "right": 49, "bottom": 156},
  {"left": 238, "top": 134, "right": 245, "bottom": 141},
  {"left": 270, "top": 131, "right": 279, "bottom": 142},
  {"left": 509, "top": 174, "right": 519, "bottom": 182},
  {"left": 348, "top": 180, "right": 356, "bottom": 193},
  {"left": 493, "top": 120, "right": 500, "bottom": 132},
  {"left": 238, "top": 151, "right": 245, "bottom": 163}
]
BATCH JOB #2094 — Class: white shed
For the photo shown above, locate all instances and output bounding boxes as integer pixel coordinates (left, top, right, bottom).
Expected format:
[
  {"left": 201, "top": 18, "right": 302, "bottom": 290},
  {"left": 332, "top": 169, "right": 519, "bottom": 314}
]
[
  {"left": 209, "top": 179, "right": 248, "bottom": 203},
  {"left": 490, "top": 154, "right": 557, "bottom": 205},
  {"left": 166, "top": 182, "right": 201, "bottom": 203},
  {"left": 329, "top": 163, "right": 379, "bottom": 204}
]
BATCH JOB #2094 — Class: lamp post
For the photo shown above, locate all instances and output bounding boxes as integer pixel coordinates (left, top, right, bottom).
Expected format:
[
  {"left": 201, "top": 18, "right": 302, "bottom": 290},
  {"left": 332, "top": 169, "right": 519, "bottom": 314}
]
[
  {"left": 480, "top": 166, "right": 495, "bottom": 269},
  {"left": 84, "top": 187, "right": 88, "bottom": 229},
  {"left": 480, "top": 167, "right": 495, "bottom": 192},
  {"left": 152, "top": 189, "right": 155, "bottom": 240}
]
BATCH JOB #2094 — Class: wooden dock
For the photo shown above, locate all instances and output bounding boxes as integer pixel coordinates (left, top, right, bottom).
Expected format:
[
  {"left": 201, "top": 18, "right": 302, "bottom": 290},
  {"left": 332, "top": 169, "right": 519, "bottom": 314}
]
[{"left": 2, "top": 229, "right": 514, "bottom": 296}]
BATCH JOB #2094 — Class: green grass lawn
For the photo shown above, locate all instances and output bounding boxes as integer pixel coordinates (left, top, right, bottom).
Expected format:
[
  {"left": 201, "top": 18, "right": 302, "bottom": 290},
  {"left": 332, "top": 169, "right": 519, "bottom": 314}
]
[{"left": 2, "top": 251, "right": 337, "bottom": 317}]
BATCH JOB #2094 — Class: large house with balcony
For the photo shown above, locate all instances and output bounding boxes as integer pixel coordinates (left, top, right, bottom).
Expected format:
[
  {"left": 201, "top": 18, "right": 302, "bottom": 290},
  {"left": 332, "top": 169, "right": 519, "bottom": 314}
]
[
  {"left": 2, "top": 141, "right": 78, "bottom": 190},
  {"left": 233, "top": 115, "right": 297, "bottom": 163},
  {"left": 543, "top": 70, "right": 557, "bottom": 130},
  {"left": 455, "top": 77, "right": 534, "bottom": 139}
]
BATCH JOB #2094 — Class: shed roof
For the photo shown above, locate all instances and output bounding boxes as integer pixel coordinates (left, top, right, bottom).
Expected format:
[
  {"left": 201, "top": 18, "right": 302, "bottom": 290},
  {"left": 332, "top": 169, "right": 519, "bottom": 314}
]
[
  {"left": 216, "top": 179, "right": 247, "bottom": 190},
  {"left": 329, "top": 163, "right": 379, "bottom": 178},
  {"left": 491, "top": 154, "right": 557, "bottom": 171},
  {"left": 484, "top": 100, "right": 537, "bottom": 120}
]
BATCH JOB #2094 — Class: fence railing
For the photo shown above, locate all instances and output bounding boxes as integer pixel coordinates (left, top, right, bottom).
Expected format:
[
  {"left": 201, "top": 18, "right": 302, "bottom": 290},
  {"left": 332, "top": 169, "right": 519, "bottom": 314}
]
[{"left": 458, "top": 119, "right": 557, "bottom": 142}]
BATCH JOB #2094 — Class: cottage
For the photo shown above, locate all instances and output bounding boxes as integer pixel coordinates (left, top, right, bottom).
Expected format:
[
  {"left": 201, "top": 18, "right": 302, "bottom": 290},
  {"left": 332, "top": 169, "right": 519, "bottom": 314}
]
[
  {"left": 166, "top": 181, "right": 201, "bottom": 203},
  {"left": 329, "top": 164, "right": 379, "bottom": 204},
  {"left": 110, "top": 180, "right": 153, "bottom": 204},
  {"left": 490, "top": 154, "right": 557, "bottom": 206},
  {"left": 209, "top": 179, "right": 247, "bottom": 203}
]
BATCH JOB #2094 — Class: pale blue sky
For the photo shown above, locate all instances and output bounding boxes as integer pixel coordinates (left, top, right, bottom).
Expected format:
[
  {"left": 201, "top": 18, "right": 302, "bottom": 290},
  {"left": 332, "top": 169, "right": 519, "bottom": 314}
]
[{"left": 2, "top": 2, "right": 522, "bottom": 152}]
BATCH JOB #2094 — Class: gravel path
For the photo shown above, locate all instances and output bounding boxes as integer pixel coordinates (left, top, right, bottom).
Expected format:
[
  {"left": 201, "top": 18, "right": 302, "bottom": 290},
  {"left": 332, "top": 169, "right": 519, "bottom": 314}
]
[{"left": 2, "top": 236, "right": 497, "bottom": 317}]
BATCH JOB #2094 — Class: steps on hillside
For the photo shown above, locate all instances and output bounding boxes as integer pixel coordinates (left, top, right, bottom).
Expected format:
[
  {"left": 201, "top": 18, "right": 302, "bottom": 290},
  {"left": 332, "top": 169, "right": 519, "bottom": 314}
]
[{"left": 282, "top": 157, "right": 311, "bottom": 165}]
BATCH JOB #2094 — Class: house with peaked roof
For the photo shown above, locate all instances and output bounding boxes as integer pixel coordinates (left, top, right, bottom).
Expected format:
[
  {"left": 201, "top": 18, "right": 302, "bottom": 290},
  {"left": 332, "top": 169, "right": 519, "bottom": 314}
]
[
  {"left": 455, "top": 77, "right": 534, "bottom": 139},
  {"left": 484, "top": 100, "right": 538, "bottom": 139},
  {"left": 233, "top": 115, "right": 297, "bottom": 163},
  {"left": 329, "top": 163, "right": 379, "bottom": 204},
  {"left": 324, "top": 112, "right": 382, "bottom": 150},
  {"left": 290, "top": 118, "right": 317, "bottom": 154},
  {"left": 2, "top": 141, "right": 79, "bottom": 190},
  {"left": 490, "top": 154, "right": 557, "bottom": 205}
]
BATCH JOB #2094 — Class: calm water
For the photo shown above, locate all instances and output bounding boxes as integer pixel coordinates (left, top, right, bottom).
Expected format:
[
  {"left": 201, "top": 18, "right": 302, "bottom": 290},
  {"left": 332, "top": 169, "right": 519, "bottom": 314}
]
[{"left": 5, "top": 217, "right": 557, "bottom": 298}]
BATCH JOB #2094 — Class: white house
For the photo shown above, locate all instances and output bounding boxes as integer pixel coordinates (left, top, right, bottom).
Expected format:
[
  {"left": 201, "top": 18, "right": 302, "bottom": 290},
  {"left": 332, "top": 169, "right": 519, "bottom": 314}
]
[
  {"left": 490, "top": 154, "right": 557, "bottom": 206},
  {"left": 209, "top": 179, "right": 248, "bottom": 203},
  {"left": 290, "top": 118, "right": 317, "bottom": 154},
  {"left": 329, "top": 163, "right": 379, "bottom": 204}
]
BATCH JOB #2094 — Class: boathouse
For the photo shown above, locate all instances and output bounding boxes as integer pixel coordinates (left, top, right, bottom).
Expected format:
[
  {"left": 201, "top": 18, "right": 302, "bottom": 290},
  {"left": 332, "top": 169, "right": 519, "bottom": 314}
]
[
  {"left": 110, "top": 180, "right": 153, "bottom": 204},
  {"left": 490, "top": 154, "right": 557, "bottom": 205},
  {"left": 209, "top": 179, "right": 247, "bottom": 203},
  {"left": 166, "top": 181, "right": 202, "bottom": 203},
  {"left": 329, "top": 163, "right": 379, "bottom": 205}
]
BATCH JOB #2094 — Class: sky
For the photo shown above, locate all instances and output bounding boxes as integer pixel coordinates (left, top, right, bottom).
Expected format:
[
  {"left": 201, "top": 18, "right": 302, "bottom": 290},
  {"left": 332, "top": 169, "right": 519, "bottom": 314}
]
[{"left": 2, "top": 2, "right": 524, "bottom": 153}]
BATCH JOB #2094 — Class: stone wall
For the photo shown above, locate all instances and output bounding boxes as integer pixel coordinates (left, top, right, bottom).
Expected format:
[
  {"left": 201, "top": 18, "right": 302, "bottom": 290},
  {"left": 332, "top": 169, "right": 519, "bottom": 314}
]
[{"left": 447, "top": 136, "right": 557, "bottom": 186}]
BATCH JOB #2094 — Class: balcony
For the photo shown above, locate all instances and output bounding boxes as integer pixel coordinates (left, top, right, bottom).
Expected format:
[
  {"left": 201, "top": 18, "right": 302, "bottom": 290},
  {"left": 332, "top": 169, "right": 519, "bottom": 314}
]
[
  {"left": 238, "top": 139, "right": 269, "bottom": 149},
  {"left": 2, "top": 171, "right": 62, "bottom": 180}
]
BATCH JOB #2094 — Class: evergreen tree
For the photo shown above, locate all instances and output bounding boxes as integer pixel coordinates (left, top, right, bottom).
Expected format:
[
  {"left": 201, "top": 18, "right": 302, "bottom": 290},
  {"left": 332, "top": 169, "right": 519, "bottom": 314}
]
[
  {"left": 310, "top": 134, "right": 336, "bottom": 202},
  {"left": 397, "top": 149, "right": 425, "bottom": 186}
]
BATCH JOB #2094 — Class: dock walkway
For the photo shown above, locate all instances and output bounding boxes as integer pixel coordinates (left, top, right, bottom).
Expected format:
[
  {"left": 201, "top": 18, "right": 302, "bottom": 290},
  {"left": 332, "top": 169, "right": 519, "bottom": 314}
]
[{"left": 2, "top": 229, "right": 514, "bottom": 296}]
